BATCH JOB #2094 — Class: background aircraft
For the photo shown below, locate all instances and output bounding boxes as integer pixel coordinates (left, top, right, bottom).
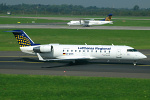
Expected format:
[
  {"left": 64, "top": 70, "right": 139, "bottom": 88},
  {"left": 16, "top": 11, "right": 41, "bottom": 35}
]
[
  {"left": 5, "top": 30, "right": 147, "bottom": 65},
  {"left": 67, "top": 14, "right": 113, "bottom": 27}
]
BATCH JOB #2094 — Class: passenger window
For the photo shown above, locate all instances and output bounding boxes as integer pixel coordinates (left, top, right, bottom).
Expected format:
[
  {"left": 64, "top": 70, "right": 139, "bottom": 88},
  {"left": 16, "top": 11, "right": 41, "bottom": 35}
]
[
  {"left": 71, "top": 50, "right": 73, "bottom": 52},
  {"left": 67, "top": 50, "right": 69, "bottom": 52},
  {"left": 75, "top": 50, "right": 77, "bottom": 52}
]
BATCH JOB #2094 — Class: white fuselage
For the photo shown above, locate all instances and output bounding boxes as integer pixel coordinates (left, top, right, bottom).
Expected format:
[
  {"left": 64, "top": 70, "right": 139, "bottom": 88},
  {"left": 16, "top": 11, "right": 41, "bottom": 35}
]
[
  {"left": 67, "top": 20, "right": 113, "bottom": 26},
  {"left": 20, "top": 44, "right": 147, "bottom": 61}
]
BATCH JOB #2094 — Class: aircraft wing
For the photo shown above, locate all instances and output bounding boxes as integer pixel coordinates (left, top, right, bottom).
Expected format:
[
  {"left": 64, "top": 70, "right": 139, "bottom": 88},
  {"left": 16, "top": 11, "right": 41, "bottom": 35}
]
[
  {"left": 57, "top": 56, "right": 95, "bottom": 60},
  {"left": 37, "top": 53, "right": 95, "bottom": 61},
  {"left": 83, "top": 20, "right": 89, "bottom": 25}
]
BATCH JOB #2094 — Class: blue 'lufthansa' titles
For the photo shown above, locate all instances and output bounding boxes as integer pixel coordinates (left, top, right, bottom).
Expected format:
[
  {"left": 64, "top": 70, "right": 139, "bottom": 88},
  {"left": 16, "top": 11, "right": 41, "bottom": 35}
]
[{"left": 78, "top": 47, "right": 111, "bottom": 50}]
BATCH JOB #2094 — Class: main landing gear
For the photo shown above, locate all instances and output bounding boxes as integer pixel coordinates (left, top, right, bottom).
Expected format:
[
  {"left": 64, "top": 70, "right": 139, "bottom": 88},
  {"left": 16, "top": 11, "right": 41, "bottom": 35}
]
[
  {"left": 133, "top": 60, "right": 137, "bottom": 66},
  {"left": 70, "top": 60, "right": 88, "bottom": 65}
]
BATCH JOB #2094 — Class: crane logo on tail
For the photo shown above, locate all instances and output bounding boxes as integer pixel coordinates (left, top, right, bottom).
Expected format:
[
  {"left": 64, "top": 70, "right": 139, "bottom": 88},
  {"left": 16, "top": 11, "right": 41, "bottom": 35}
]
[
  {"left": 14, "top": 34, "right": 31, "bottom": 47},
  {"left": 5, "top": 30, "right": 40, "bottom": 47}
]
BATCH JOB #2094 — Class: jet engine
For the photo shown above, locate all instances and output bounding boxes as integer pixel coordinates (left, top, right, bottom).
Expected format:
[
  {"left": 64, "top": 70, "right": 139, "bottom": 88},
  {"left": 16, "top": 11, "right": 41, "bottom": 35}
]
[{"left": 33, "top": 45, "right": 53, "bottom": 53}]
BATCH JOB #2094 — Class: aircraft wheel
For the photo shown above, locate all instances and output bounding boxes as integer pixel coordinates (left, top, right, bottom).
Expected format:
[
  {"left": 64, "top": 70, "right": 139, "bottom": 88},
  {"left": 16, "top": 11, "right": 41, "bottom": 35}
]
[{"left": 133, "top": 61, "right": 137, "bottom": 66}]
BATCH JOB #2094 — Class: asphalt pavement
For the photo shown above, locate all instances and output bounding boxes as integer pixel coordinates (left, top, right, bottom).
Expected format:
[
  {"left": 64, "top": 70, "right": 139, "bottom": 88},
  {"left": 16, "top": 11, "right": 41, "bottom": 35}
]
[{"left": 0, "top": 51, "right": 150, "bottom": 79}]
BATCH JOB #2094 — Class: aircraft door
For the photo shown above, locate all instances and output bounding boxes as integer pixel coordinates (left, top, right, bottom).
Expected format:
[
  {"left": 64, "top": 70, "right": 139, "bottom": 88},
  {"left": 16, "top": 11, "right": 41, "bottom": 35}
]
[{"left": 116, "top": 49, "right": 122, "bottom": 58}]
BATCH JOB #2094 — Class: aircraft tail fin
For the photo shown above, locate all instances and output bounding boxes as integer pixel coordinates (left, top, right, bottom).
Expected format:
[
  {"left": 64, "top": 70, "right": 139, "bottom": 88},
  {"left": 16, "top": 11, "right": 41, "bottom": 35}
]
[
  {"left": 101, "top": 14, "right": 113, "bottom": 21},
  {"left": 5, "top": 30, "right": 40, "bottom": 47}
]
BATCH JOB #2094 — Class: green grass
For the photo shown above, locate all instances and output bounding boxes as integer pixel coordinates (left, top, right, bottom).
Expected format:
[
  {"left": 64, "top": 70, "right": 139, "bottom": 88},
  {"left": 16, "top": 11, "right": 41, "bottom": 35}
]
[
  {"left": 1, "top": 14, "right": 150, "bottom": 18},
  {"left": 103, "top": 19, "right": 150, "bottom": 26},
  {"left": 0, "top": 17, "right": 67, "bottom": 24},
  {"left": 0, "top": 74, "right": 150, "bottom": 100},
  {"left": 1, "top": 15, "right": 150, "bottom": 26},
  {"left": 1, "top": 14, "right": 114, "bottom": 18},
  {"left": 0, "top": 29, "right": 150, "bottom": 51},
  {"left": 0, "top": 14, "right": 100, "bottom": 18}
]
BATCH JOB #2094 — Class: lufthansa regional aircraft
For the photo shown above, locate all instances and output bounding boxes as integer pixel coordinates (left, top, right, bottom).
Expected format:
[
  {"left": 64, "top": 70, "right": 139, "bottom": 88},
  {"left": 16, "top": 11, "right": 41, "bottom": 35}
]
[
  {"left": 67, "top": 14, "right": 113, "bottom": 27},
  {"left": 6, "top": 30, "right": 147, "bottom": 65}
]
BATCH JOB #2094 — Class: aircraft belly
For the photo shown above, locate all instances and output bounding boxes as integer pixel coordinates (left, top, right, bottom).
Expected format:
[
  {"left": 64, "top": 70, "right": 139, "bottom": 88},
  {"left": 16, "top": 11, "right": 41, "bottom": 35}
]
[
  {"left": 39, "top": 52, "right": 53, "bottom": 59},
  {"left": 73, "top": 23, "right": 80, "bottom": 25}
]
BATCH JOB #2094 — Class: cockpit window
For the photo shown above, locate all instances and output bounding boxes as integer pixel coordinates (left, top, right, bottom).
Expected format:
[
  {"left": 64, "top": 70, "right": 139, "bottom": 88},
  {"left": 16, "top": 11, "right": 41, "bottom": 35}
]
[{"left": 127, "top": 49, "right": 138, "bottom": 52}]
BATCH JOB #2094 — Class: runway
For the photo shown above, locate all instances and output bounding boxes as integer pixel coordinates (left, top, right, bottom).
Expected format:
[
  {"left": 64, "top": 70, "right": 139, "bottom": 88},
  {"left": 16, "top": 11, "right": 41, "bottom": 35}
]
[
  {"left": 1, "top": 24, "right": 150, "bottom": 30},
  {"left": 0, "top": 50, "right": 150, "bottom": 79}
]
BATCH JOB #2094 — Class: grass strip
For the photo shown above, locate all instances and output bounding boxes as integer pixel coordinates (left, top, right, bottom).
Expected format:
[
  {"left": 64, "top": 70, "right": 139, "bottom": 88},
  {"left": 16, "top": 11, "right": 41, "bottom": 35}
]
[
  {"left": 0, "top": 17, "right": 67, "bottom": 24},
  {"left": 1, "top": 16, "right": 150, "bottom": 26},
  {"left": 1, "top": 14, "right": 150, "bottom": 19},
  {"left": 0, "top": 74, "right": 150, "bottom": 100},
  {"left": 0, "top": 29, "right": 150, "bottom": 51}
]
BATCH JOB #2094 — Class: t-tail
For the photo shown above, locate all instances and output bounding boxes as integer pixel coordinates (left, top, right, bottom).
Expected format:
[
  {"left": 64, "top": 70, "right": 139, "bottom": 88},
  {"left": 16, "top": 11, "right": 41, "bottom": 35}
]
[
  {"left": 5, "top": 30, "right": 40, "bottom": 47},
  {"left": 101, "top": 14, "right": 113, "bottom": 21}
]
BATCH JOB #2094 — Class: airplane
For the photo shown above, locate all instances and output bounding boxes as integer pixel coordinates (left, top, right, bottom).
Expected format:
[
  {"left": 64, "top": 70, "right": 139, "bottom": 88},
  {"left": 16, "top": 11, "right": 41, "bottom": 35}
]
[
  {"left": 67, "top": 14, "right": 113, "bottom": 27},
  {"left": 5, "top": 30, "right": 147, "bottom": 65}
]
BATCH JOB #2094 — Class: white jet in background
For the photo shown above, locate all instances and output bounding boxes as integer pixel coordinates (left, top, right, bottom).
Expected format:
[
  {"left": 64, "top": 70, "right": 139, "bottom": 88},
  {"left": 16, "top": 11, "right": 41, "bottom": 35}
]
[
  {"left": 5, "top": 30, "right": 147, "bottom": 65},
  {"left": 67, "top": 14, "right": 113, "bottom": 27}
]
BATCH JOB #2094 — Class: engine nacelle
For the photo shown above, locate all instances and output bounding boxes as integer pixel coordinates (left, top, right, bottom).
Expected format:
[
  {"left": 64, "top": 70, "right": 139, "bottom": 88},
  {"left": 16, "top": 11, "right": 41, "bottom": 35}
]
[{"left": 33, "top": 45, "right": 52, "bottom": 53}]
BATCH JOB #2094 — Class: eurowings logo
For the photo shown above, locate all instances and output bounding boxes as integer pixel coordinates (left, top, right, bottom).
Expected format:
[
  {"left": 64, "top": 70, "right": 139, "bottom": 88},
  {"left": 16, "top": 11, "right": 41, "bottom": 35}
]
[{"left": 14, "top": 35, "right": 31, "bottom": 47}]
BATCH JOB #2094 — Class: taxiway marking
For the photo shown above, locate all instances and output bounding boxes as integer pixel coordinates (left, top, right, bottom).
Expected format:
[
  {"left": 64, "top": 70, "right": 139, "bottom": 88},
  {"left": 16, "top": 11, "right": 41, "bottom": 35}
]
[
  {"left": 138, "top": 65, "right": 150, "bottom": 66},
  {"left": 0, "top": 61, "right": 43, "bottom": 63},
  {"left": 0, "top": 56, "right": 36, "bottom": 57}
]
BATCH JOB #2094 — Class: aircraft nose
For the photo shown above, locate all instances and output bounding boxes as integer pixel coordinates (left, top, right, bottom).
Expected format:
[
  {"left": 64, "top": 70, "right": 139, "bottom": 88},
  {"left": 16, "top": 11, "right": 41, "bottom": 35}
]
[{"left": 140, "top": 54, "right": 147, "bottom": 59}]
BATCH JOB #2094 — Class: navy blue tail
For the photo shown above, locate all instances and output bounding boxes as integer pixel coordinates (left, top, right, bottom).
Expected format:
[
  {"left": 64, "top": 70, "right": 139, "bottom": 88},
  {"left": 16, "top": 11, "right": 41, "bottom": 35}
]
[
  {"left": 101, "top": 14, "right": 113, "bottom": 21},
  {"left": 5, "top": 30, "right": 40, "bottom": 47}
]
